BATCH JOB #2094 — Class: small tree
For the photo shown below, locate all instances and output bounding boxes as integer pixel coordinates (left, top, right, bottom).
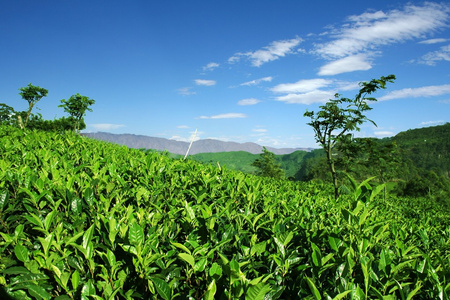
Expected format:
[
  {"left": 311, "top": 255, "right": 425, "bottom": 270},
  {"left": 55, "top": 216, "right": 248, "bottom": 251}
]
[
  {"left": 0, "top": 103, "right": 16, "bottom": 125},
  {"left": 18, "top": 83, "right": 48, "bottom": 128},
  {"left": 252, "top": 147, "right": 285, "bottom": 179},
  {"left": 303, "top": 75, "right": 395, "bottom": 199},
  {"left": 59, "top": 93, "right": 95, "bottom": 132}
]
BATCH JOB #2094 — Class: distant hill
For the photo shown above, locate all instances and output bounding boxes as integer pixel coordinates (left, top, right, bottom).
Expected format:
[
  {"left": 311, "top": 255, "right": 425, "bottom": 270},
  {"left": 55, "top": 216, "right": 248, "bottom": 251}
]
[
  {"left": 82, "top": 132, "right": 313, "bottom": 155},
  {"left": 392, "top": 122, "right": 450, "bottom": 176}
]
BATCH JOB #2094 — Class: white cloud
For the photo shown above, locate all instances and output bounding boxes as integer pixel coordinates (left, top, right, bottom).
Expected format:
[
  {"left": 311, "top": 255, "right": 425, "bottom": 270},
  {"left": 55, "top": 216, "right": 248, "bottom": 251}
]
[
  {"left": 198, "top": 113, "right": 247, "bottom": 119},
  {"left": 379, "top": 84, "right": 450, "bottom": 101},
  {"left": 252, "top": 128, "right": 267, "bottom": 133},
  {"left": 439, "top": 99, "right": 450, "bottom": 104},
  {"left": 238, "top": 98, "right": 261, "bottom": 106},
  {"left": 90, "top": 124, "right": 125, "bottom": 131},
  {"left": 419, "top": 120, "right": 445, "bottom": 126},
  {"left": 271, "top": 78, "right": 333, "bottom": 93},
  {"left": 315, "top": 3, "right": 450, "bottom": 59},
  {"left": 271, "top": 78, "right": 360, "bottom": 105},
  {"left": 177, "top": 125, "right": 189, "bottom": 129},
  {"left": 195, "top": 79, "right": 216, "bottom": 86},
  {"left": 275, "top": 90, "right": 335, "bottom": 105},
  {"left": 418, "top": 44, "right": 450, "bottom": 65},
  {"left": 229, "top": 37, "right": 303, "bottom": 67},
  {"left": 178, "top": 87, "right": 196, "bottom": 95},
  {"left": 374, "top": 131, "right": 395, "bottom": 137},
  {"left": 203, "top": 62, "right": 219, "bottom": 71},
  {"left": 318, "top": 54, "right": 372, "bottom": 75},
  {"left": 419, "top": 38, "right": 449, "bottom": 44},
  {"left": 240, "top": 76, "right": 273, "bottom": 86}
]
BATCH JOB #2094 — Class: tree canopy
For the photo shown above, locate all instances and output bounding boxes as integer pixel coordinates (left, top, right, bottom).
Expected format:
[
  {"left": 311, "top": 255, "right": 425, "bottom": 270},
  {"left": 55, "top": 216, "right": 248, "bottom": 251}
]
[
  {"left": 59, "top": 93, "right": 95, "bottom": 132},
  {"left": 304, "top": 75, "right": 396, "bottom": 199},
  {"left": 251, "top": 147, "right": 285, "bottom": 179}
]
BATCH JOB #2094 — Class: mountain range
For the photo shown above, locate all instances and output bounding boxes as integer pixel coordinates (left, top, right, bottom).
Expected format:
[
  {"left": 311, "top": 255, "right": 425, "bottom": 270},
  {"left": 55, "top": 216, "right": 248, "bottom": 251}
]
[{"left": 82, "top": 132, "right": 313, "bottom": 155}]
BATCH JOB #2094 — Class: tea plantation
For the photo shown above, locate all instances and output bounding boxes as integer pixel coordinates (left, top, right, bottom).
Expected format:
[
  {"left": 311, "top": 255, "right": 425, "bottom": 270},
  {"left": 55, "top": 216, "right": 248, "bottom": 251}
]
[{"left": 0, "top": 125, "right": 449, "bottom": 299}]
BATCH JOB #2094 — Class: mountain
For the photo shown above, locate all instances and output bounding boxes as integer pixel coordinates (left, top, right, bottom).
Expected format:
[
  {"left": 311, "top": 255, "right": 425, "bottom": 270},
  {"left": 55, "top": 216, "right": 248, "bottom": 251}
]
[{"left": 82, "top": 132, "right": 313, "bottom": 155}]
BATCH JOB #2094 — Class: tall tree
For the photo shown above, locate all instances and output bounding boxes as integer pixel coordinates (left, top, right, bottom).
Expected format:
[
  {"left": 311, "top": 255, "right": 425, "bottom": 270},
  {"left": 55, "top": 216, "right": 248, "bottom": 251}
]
[
  {"left": 59, "top": 93, "right": 95, "bottom": 132},
  {"left": 18, "top": 83, "right": 48, "bottom": 128},
  {"left": 303, "top": 75, "right": 395, "bottom": 199},
  {"left": 252, "top": 147, "right": 285, "bottom": 179}
]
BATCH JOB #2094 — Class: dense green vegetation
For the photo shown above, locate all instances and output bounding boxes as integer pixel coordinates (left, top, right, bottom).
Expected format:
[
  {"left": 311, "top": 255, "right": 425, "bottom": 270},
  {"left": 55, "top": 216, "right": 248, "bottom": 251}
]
[
  {"left": 1, "top": 125, "right": 449, "bottom": 299},
  {"left": 1, "top": 84, "right": 94, "bottom": 133},
  {"left": 190, "top": 150, "right": 307, "bottom": 179}
]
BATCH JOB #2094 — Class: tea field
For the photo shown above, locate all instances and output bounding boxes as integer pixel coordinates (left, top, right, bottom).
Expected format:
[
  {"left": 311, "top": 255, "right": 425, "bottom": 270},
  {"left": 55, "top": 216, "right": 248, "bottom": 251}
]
[{"left": 0, "top": 125, "right": 449, "bottom": 299}]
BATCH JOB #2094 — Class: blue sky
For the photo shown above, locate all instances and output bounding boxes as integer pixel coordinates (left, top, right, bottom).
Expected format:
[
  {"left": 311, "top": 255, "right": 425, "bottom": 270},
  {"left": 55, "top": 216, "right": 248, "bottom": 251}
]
[{"left": 1, "top": 1, "right": 449, "bottom": 148}]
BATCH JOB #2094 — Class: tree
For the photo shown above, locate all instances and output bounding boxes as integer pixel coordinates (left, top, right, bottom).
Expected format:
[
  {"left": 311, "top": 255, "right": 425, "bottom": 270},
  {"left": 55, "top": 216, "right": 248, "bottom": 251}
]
[
  {"left": 18, "top": 83, "right": 49, "bottom": 128},
  {"left": 303, "top": 75, "right": 395, "bottom": 199},
  {"left": 0, "top": 103, "right": 16, "bottom": 125},
  {"left": 252, "top": 147, "right": 285, "bottom": 179},
  {"left": 59, "top": 93, "right": 95, "bottom": 132}
]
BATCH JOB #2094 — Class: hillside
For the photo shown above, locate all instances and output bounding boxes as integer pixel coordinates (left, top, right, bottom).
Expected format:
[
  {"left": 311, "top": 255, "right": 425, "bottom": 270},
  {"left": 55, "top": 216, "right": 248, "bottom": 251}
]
[
  {"left": 1, "top": 125, "right": 449, "bottom": 298},
  {"left": 83, "top": 132, "right": 312, "bottom": 155},
  {"left": 392, "top": 122, "right": 450, "bottom": 176}
]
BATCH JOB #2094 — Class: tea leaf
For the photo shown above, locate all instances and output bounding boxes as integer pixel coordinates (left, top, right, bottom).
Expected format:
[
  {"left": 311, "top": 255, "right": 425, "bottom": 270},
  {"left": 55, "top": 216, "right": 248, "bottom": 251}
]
[{"left": 150, "top": 277, "right": 171, "bottom": 300}]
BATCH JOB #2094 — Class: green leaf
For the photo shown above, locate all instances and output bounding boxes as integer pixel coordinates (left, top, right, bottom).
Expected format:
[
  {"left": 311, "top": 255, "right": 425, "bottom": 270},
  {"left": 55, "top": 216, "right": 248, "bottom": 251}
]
[
  {"left": 28, "top": 284, "right": 52, "bottom": 300},
  {"left": 246, "top": 282, "right": 271, "bottom": 300},
  {"left": 194, "top": 257, "right": 207, "bottom": 273},
  {"left": 178, "top": 253, "right": 195, "bottom": 268},
  {"left": 305, "top": 277, "right": 321, "bottom": 300},
  {"left": 44, "top": 210, "right": 56, "bottom": 232},
  {"left": 209, "top": 262, "right": 223, "bottom": 278},
  {"left": 72, "top": 270, "right": 80, "bottom": 291},
  {"left": 82, "top": 224, "right": 95, "bottom": 250},
  {"left": 204, "top": 279, "right": 217, "bottom": 300},
  {"left": 171, "top": 242, "right": 191, "bottom": 255},
  {"left": 14, "top": 244, "right": 29, "bottom": 263},
  {"left": 81, "top": 280, "right": 96, "bottom": 298},
  {"left": 273, "top": 237, "right": 285, "bottom": 258},
  {"left": 150, "top": 277, "right": 171, "bottom": 300},
  {"left": 128, "top": 221, "right": 144, "bottom": 246},
  {"left": 311, "top": 242, "right": 322, "bottom": 267},
  {"left": 2, "top": 266, "right": 30, "bottom": 275},
  {"left": 332, "top": 290, "right": 351, "bottom": 300},
  {"left": 0, "top": 190, "right": 9, "bottom": 211}
]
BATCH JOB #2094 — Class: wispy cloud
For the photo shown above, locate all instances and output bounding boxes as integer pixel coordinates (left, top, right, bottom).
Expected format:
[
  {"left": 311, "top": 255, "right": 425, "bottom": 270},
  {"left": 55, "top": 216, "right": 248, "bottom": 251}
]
[
  {"left": 419, "top": 120, "right": 445, "bottom": 126},
  {"left": 240, "top": 76, "right": 273, "bottom": 86},
  {"left": 316, "top": 3, "right": 449, "bottom": 58},
  {"left": 379, "top": 84, "right": 450, "bottom": 101},
  {"left": 418, "top": 44, "right": 450, "bottom": 65},
  {"left": 229, "top": 37, "right": 303, "bottom": 67},
  {"left": 275, "top": 90, "right": 335, "bottom": 105},
  {"left": 238, "top": 98, "right": 261, "bottom": 106},
  {"left": 178, "top": 87, "right": 196, "bottom": 95},
  {"left": 177, "top": 125, "right": 190, "bottom": 129},
  {"left": 419, "top": 38, "right": 449, "bottom": 44},
  {"left": 252, "top": 128, "right": 267, "bottom": 133},
  {"left": 271, "top": 78, "right": 333, "bottom": 93},
  {"left": 195, "top": 79, "right": 216, "bottom": 86},
  {"left": 198, "top": 113, "right": 247, "bottom": 119},
  {"left": 203, "top": 62, "right": 219, "bottom": 71},
  {"left": 374, "top": 131, "right": 395, "bottom": 137},
  {"left": 314, "top": 3, "right": 450, "bottom": 74},
  {"left": 318, "top": 54, "right": 372, "bottom": 75},
  {"left": 90, "top": 124, "right": 125, "bottom": 131},
  {"left": 271, "top": 78, "right": 358, "bottom": 105}
]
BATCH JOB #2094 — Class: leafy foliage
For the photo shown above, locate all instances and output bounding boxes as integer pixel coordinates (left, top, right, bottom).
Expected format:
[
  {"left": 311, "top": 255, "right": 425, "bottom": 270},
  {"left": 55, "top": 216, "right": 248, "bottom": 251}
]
[
  {"left": 59, "top": 94, "right": 95, "bottom": 132},
  {"left": 0, "top": 125, "right": 449, "bottom": 299},
  {"left": 304, "top": 75, "right": 396, "bottom": 199},
  {"left": 251, "top": 147, "right": 285, "bottom": 179},
  {"left": 18, "top": 83, "right": 48, "bottom": 128}
]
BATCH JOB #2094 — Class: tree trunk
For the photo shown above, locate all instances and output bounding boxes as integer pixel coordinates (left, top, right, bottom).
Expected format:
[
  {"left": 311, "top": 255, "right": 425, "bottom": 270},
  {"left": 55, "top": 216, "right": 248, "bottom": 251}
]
[{"left": 326, "top": 146, "right": 339, "bottom": 200}]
